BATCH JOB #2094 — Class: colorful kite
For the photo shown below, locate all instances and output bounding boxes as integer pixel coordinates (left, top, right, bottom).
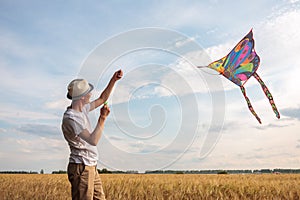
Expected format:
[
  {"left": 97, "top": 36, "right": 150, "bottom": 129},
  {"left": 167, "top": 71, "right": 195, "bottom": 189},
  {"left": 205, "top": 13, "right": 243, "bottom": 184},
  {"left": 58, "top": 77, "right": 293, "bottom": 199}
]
[{"left": 198, "top": 29, "right": 280, "bottom": 123}]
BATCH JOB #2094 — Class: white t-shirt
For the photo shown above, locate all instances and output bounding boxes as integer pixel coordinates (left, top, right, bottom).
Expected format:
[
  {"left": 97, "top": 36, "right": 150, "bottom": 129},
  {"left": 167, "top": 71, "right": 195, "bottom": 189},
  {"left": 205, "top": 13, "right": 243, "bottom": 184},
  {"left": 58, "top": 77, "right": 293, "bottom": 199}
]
[{"left": 61, "top": 103, "right": 98, "bottom": 166}]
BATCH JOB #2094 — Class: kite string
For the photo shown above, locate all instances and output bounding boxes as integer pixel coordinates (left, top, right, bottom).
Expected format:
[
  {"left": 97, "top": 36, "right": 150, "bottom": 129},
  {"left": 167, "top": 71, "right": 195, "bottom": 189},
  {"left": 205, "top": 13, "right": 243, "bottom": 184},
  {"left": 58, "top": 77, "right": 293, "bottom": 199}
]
[{"left": 196, "top": 66, "right": 221, "bottom": 76}]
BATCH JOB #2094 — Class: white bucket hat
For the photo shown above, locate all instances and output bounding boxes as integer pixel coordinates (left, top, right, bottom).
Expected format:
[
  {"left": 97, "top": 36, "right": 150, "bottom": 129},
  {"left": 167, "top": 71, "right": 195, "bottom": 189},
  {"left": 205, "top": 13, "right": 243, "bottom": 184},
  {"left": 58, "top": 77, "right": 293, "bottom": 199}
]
[{"left": 67, "top": 79, "right": 94, "bottom": 100}]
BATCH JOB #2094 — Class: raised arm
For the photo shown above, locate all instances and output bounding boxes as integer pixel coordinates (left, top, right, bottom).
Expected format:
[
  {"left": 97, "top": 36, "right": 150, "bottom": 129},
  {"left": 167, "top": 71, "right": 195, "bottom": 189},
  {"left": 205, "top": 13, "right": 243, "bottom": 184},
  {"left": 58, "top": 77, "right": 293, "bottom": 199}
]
[
  {"left": 90, "top": 69, "right": 123, "bottom": 111},
  {"left": 79, "top": 104, "right": 110, "bottom": 146}
]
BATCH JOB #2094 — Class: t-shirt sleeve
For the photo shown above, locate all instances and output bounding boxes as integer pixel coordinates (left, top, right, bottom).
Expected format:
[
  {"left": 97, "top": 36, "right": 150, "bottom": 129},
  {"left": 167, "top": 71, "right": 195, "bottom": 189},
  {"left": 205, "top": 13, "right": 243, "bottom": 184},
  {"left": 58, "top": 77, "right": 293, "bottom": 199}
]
[{"left": 63, "top": 118, "right": 84, "bottom": 136}]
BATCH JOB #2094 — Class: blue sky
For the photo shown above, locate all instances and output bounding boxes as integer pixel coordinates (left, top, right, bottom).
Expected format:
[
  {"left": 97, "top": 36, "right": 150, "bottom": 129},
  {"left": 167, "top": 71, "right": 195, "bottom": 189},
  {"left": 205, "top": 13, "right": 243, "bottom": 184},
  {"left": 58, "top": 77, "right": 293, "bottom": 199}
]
[{"left": 0, "top": 0, "right": 300, "bottom": 173}]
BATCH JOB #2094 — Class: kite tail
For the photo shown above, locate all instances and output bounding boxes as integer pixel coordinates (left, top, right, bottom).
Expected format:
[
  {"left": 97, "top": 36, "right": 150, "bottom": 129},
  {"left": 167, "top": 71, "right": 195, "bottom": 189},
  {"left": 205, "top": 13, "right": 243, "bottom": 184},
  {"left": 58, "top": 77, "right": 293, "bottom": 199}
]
[
  {"left": 240, "top": 86, "right": 262, "bottom": 124},
  {"left": 253, "top": 72, "right": 280, "bottom": 119}
]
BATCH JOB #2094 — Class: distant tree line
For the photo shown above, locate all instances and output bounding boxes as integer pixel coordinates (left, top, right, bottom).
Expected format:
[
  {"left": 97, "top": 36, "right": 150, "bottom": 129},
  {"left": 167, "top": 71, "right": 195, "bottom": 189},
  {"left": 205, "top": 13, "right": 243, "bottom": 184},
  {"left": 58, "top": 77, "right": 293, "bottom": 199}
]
[
  {"left": 145, "top": 169, "right": 252, "bottom": 174},
  {"left": 0, "top": 171, "right": 38, "bottom": 174},
  {"left": 2, "top": 168, "right": 300, "bottom": 174},
  {"left": 145, "top": 168, "right": 300, "bottom": 174},
  {"left": 97, "top": 168, "right": 139, "bottom": 174},
  {"left": 51, "top": 168, "right": 138, "bottom": 174},
  {"left": 52, "top": 170, "right": 67, "bottom": 174}
]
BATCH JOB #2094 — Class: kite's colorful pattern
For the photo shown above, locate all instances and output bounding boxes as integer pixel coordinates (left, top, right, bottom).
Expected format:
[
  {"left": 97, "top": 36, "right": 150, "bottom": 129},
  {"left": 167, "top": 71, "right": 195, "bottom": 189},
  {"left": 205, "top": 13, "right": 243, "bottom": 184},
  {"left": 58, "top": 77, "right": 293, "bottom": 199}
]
[{"left": 199, "top": 30, "right": 280, "bottom": 123}]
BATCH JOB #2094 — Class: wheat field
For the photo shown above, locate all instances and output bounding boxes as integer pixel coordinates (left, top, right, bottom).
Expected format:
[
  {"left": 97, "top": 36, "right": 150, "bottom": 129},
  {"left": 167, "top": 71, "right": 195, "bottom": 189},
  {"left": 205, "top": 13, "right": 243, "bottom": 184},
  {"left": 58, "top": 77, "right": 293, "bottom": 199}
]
[{"left": 0, "top": 174, "right": 299, "bottom": 200}]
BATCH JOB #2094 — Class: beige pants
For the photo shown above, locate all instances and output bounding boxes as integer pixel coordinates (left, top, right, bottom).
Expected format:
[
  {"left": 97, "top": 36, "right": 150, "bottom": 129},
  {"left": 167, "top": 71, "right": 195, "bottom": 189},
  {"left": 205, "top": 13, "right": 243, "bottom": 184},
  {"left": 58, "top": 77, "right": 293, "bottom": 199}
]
[{"left": 67, "top": 163, "right": 106, "bottom": 200}]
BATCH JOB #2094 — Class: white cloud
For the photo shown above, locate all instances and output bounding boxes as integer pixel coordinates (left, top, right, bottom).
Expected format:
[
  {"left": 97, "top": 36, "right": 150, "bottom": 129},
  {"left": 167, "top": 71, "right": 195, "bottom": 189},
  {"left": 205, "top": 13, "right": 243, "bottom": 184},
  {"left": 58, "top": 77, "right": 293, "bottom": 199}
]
[
  {"left": 171, "top": 119, "right": 300, "bottom": 170},
  {"left": 255, "top": 7, "right": 300, "bottom": 111},
  {"left": 0, "top": 128, "right": 7, "bottom": 133},
  {"left": 45, "top": 98, "right": 70, "bottom": 110},
  {"left": 0, "top": 104, "right": 59, "bottom": 125},
  {"left": 0, "top": 29, "right": 44, "bottom": 61},
  {"left": 0, "top": 129, "right": 68, "bottom": 172}
]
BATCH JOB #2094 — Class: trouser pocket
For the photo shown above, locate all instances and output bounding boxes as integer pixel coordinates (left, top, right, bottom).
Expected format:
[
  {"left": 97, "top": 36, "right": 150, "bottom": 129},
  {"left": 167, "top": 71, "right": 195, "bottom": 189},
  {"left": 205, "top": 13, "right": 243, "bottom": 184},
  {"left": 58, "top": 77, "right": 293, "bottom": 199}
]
[{"left": 67, "top": 163, "right": 85, "bottom": 182}]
